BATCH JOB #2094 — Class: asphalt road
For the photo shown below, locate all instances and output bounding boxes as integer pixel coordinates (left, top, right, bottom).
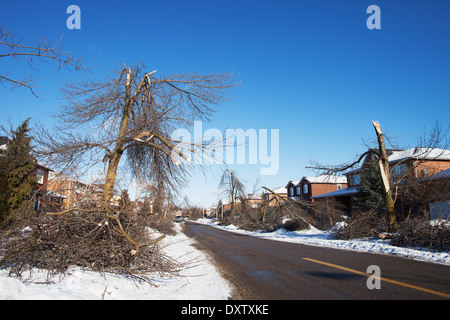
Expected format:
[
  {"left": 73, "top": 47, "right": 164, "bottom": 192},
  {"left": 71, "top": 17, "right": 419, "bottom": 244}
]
[{"left": 182, "top": 221, "right": 450, "bottom": 300}]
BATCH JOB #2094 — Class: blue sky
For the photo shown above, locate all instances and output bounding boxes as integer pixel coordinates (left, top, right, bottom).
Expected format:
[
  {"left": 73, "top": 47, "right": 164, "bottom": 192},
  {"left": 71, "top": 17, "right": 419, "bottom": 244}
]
[{"left": 1, "top": 0, "right": 449, "bottom": 207}]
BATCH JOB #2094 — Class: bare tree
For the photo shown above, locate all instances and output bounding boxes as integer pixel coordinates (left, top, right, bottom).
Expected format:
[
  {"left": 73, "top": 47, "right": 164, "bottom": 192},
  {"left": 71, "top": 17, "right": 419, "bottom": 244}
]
[
  {"left": 34, "top": 63, "right": 236, "bottom": 254},
  {"left": 372, "top": 121, "right": 397, "bottom": 230},
  {"left": 0, "top": 26, "right": 87, "bottom": 97},
  {"left": 308, "top": 121, "right": 449, "bottom": 232},
  {"left": 261, "top": 186, "right": 315, "bottom": 229},
  {"left": 36, "top": 63, "right": 237, "bottom": 207},
  {"left": 218, "top": 169, "right": 245, "bottom": 220}
]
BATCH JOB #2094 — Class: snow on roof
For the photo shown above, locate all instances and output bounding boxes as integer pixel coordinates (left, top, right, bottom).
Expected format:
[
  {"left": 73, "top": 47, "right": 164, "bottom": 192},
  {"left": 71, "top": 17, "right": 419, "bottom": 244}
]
[
  {"left": 285, "top": 180, "right": 300, "bottom": 188},
  {"left": 302, "top": 174, "right": 347, "bottom": 184},
  {"left": 346, "top": 148, "right": 450, "bottom": 174},
  {"left": 388, "top": 148, "right": 450, "bottom": 162},
  {"left": 271, "top": 187, "right": 287, "bottom": 194},
  {"left": 247, "top": 193, "right": 262, "bottom": 200}
]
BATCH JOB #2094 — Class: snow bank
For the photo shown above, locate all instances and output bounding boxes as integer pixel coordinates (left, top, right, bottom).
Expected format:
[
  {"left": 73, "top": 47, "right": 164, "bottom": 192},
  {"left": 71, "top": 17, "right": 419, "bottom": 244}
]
[
  {"left": 2, "top": 218, "right": 448, "bottom": 300},
  {"left": 0, "top": 223, "right": 232, "bottom": 300},
  {"left": 195, "top": 218, "right": 450, "bottom": 265}
]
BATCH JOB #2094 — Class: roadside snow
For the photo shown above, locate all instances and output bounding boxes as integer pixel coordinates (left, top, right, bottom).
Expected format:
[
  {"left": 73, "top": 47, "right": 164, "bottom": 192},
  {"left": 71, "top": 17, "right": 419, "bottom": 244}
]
[
  {"left": 2, "top": 218, "right": 448, "bottom": 300},
  {"left": 0, "top": 223, "right": 232, "bottom": 300},
  {"left": 195, "top": 218, "right": 450, "bottom": 266}
]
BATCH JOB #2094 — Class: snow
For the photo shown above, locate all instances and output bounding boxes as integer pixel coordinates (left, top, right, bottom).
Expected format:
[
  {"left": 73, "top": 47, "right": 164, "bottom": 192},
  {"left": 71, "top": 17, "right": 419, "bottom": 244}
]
[
  {"left": 271, "top": 186, "right": 287, "bottom": 194},
  {"left": 1, "top": 218, "right": 449, "bottom": 300},
  {"left": 303, "top": 174, "right": 347, "bottom": 184},
  {"left": 194, "top": 218, "right": 450, "bottom": 266},
  {"left": 388, "top": 148, "right": 450, "bottom": 162},
  {"left": 286, "top": 175, "right": 347, "bottom": 188},
  {"left": 0, "top": 223, "right": 232, "bottom": 300}
]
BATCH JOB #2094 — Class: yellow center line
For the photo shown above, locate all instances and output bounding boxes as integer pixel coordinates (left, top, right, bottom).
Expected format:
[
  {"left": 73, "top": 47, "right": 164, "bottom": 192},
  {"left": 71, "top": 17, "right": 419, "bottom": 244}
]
[{"left": 303, "top": 257, "right": 450, "bottom": 299}]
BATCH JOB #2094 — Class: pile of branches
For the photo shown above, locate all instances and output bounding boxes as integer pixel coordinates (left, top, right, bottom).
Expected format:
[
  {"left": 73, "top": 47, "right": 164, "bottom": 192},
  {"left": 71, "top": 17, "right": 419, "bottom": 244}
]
[
  {"left": 335, "top": 211, "right": 388, "bottom": 240},
  {"left": 260, "top": 186, "right": 316, "bottom": 231},
  {"left": 392, "top": 217, "right": 450, "bottom": 251},
  {"left": 0, "top": 209, "right": 180, "bottom": 283}
]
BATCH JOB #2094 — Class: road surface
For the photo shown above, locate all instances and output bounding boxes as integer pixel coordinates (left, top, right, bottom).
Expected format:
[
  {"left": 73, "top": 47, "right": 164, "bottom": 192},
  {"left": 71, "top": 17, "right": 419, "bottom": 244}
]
[{"left": 182, "top": 221, "right": 450, "bottom": 300}]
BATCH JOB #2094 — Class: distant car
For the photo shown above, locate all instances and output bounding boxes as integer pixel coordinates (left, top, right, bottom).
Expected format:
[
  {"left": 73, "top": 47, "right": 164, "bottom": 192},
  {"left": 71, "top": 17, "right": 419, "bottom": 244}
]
[{"left": 174, "top": 215, "right": 183, "bottom": 223}]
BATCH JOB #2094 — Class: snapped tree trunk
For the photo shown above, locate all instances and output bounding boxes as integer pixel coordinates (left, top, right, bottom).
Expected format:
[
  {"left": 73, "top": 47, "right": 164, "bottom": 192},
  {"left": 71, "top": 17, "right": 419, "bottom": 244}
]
[
  {"left": 103, "top": 67, "right": 133, "bottom": 207},
  {"left": 103, "top": 152, "right": 123, "bottom": 207},
  {"left": 372, "top": 121, "right": 397, "bottom": 231}
]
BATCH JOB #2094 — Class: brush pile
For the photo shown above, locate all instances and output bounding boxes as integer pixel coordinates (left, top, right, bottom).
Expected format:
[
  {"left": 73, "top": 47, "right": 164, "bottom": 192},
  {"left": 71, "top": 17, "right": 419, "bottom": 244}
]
[{"left": 0, "top": 210, "right": 179, "bottom": 283}]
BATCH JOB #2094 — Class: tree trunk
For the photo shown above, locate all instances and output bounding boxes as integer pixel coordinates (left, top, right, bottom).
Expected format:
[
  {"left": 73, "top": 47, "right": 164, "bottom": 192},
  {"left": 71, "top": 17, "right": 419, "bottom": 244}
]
[
  {"left": 103, "top": 152, "right": 122, "bottom": 207},
  {"left": 103, "top": 67, "right": 133, "bottom": 207},
  {"left": 372, "top": 121, "right": 397, "bottom": 231}
]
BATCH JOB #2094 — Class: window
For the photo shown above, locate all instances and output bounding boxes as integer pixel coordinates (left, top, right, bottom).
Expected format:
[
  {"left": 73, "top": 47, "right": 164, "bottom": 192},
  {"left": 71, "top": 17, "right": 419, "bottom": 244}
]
[
  {"left": 337, "top": 184, "right": 342, "bottom": 190},
  {"left": 295, "top": 186, "right": 301, "bottom": 195},
  {"left": 392, "top": 164, "right": 407, "bottom": 177},
  {"left": 303, "top": 184, "right": 308, "bottom": 194},
  {"left": 289, "top": 188, "right": 294, "bottom": 196},
  {"left": 263, "top": 194, "right": 269, "bottom": 201},
  {"left": 36, "top": 169, "right": 44, "bottom": 184},
  {"left": 351, "top": 174, "right": 360, "bottom": 186}
]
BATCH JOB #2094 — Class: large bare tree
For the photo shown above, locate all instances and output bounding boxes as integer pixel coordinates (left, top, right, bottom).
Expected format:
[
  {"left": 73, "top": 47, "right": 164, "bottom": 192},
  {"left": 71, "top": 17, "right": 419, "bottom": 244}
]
[
  {"left": 218, "top": 168, "right": 245, "bottom": 220},
  {"left": 37, "top": 63, "right": 237, "bottom": 209}
]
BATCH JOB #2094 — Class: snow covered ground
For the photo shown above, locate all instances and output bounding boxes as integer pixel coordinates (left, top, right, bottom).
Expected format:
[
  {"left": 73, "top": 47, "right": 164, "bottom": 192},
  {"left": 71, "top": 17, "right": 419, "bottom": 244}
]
[
  {"left": 1, "top": 218, "right": 448, "bottom": 300},
  {"left": 0, "top": 223, "right": 232, "bottom": 300},
  {"left": 195, "top": 218, "right": 450, "bottom": 266}
]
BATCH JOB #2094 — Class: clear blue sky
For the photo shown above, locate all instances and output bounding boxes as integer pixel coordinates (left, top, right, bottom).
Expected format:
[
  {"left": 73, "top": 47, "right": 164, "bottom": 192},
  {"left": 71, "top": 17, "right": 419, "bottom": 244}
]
[{"left": 1, "top": 0, "right": 449, "bottom": 207}]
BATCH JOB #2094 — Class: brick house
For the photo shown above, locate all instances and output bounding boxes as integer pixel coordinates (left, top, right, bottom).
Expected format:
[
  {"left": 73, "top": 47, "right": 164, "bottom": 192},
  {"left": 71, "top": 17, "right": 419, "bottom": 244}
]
[
  {"left": 425, "top": 169, "right": 450, "bottom": 219},
  {"left": 32, "top": 163, "right": 54, "bottom": 211},
  {"left": 262, "top": 186, "right": 288, "bottom": 206},
  {"left": 286, "top": 174, "right": 347, "bottom": 203},
  {"left": 246, "top": 193, "right": 263, "bottom": 208},
  {"left": 313, "top": 148, "right": 450, "bottom": 215},
  {"left": 47, "top": 172, "right": 105, "bottom": 209}
]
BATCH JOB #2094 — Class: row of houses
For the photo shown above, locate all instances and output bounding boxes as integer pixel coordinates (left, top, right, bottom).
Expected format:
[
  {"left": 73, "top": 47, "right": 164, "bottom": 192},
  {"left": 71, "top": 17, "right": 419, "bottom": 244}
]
[
  {"left": 3, "top": 133, "right": 449, "bottom": 219},
  {"left": 207, "top": 175, "right": 347, "bottom": 218},
  {"left": 208, "top": 147, "right": 450, "bottom": 219},
  {"left": 24, "top": 166, "right": 122, "bottom": 213}
]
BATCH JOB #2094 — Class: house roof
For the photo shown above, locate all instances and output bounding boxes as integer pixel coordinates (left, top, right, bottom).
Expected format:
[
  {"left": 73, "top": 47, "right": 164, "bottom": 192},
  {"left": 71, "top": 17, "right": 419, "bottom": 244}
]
[
  {"left": 247, "top": 193, "right": 262, "bottom": 200},
  {"left": 301, "top": 174, "right": 347, "bottom": 184},
  {"left": 268, "top": 186, "right": 287, "bottom": 194},
  {"left": 346, "top": 148, "right": 450, "bottom": 175},
  {"left": 36, "top": 163, "right": 52, "bottom": 171},
  {"left": 285, "top": 180, "right": 300, "bottom": 188},
  {"left": 388, "top": 148, "right": 450, "bottom": 162},
  {"left": 286, "top": 175, "right": 347, "bottom": 188}
]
